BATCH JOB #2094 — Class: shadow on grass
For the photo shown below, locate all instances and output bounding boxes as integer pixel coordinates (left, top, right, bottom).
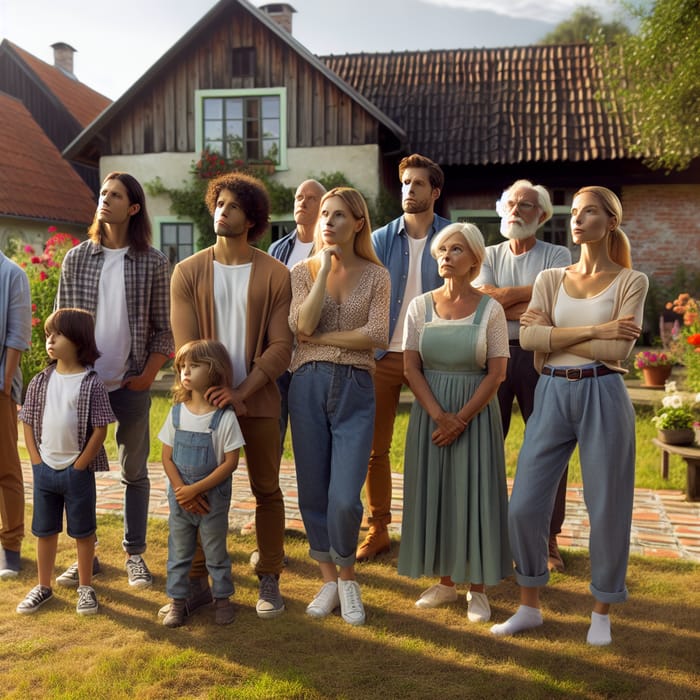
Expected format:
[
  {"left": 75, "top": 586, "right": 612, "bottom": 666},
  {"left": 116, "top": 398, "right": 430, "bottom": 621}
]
[{"left": 4, "top": 515, "right": 698, "bottom": 699}]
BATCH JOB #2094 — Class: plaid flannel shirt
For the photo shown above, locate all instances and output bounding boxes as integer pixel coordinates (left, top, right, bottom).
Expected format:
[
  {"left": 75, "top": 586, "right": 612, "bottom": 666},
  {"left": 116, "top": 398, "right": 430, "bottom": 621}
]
[
  {"left": 57, "top": 241, "right": 174, "bottom": 377},
  {"left": 19, "top": 366, "right": 116, "bottom": 472}
]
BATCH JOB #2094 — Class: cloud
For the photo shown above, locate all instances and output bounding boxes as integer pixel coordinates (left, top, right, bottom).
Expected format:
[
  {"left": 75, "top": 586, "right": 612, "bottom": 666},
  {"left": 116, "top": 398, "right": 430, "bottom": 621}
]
[{"left": 418, "top": 0, "right": 614, "bottom": 24}]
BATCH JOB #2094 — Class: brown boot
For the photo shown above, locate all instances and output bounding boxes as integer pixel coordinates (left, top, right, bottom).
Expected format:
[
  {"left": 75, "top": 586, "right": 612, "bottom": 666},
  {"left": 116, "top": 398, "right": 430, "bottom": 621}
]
[
  {"left": 356, "top": 527, "right": 391, "bottom": 562},
  {"left": 214, "top": 597, "right": 235, "bottom": 625},
  {"left": 163, "top": 598, "right": 186, "bottom": 628},
  {"left": 548, "top": 535, "right": 565, "bottom": 573}
]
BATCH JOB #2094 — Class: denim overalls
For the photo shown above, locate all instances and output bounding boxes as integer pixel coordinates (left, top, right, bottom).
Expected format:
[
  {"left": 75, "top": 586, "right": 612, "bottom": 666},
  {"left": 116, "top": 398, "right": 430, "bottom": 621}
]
[{"left": 166, "top": 404, "right": 234, "bottom": 600}]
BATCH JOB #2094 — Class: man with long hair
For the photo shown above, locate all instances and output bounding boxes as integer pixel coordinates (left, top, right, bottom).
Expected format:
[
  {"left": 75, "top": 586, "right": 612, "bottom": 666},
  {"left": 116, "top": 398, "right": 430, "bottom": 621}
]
[{"left": 56, "top": 172, "right": 173, "bottom": 588}]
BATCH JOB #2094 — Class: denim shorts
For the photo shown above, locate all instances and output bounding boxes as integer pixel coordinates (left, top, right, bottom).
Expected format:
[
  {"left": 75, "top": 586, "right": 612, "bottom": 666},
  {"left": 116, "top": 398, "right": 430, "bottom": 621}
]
[{"left": 31, "top": 461, "right": 97, "bottom": 539}]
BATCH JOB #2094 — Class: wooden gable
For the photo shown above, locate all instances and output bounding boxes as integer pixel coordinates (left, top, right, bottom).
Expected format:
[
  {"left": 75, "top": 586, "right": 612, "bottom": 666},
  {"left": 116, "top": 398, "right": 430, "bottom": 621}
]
[{"left": 65, "top": 0, "right": 404, "bottom": 166}]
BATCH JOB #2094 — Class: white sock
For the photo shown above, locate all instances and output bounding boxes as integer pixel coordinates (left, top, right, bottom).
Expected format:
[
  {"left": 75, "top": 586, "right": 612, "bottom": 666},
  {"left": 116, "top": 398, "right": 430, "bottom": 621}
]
[
  {"left": 490, "top": 605, "right": 543, "bottom": 636},
  {"left": 587, "top": 611, "right": 612, "bottom": 646}
]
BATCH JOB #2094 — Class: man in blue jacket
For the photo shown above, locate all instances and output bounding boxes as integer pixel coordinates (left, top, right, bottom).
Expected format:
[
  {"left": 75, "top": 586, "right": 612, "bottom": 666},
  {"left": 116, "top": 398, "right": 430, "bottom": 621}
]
[{"left": 357, "top": 154, "right": 450, "bottom": 562}]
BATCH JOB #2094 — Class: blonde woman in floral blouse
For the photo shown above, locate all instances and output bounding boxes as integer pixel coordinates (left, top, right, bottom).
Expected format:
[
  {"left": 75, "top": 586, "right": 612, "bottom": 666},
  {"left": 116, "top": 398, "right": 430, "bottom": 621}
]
[{"left": 288, "top": 187, "right": 390, "bottom": 626}]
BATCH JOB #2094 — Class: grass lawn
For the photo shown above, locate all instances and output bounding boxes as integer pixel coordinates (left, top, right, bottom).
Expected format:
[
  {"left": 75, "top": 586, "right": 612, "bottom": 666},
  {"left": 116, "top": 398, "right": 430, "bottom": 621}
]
[{"left": 1, "top": 513, "right": 697, "bottom": 699}]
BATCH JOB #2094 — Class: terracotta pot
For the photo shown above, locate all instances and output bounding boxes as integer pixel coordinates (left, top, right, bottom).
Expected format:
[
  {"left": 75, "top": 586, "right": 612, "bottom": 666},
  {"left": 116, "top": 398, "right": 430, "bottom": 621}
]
[
  {"left": 657, "top": 428, "right": 695, "bottom": 445},
  {"left": 642, "top": 365, "right": 672, "bottom": 387}
]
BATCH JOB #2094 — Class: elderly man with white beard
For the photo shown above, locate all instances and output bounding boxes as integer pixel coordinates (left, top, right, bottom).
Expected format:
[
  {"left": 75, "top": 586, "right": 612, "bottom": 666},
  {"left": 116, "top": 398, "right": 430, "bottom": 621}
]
[{"left": 474, "top": 180, "right": 572, "bottom": 572}]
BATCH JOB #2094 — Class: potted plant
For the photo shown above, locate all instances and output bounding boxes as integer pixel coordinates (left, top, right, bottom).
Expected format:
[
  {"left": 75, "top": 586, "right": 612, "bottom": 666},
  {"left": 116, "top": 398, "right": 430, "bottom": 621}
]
[
  {"left": 634, "top": 349, "right": 674, "bottom": 387},
  {"left": 651, "top": 382, "right": 699, "bottom": 445}
]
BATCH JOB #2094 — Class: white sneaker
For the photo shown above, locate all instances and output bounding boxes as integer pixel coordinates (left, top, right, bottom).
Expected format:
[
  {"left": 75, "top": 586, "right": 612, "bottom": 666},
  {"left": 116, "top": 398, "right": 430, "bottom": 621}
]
[
  {"left": 466, "top": 590, "right": 491, "bottom": 622},
  {"left": 337, "top": 579, "right": 365, "bottom": 626},
  {"left": 306, "top": 581, "right": 340, "bottom": 618},
  {"left": 415, "top": 583, "right": 458, "bottom": 609}
]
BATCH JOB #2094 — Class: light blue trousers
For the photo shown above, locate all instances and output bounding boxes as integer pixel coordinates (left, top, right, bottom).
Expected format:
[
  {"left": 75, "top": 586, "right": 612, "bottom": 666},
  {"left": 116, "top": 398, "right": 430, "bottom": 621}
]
[{"left": 509, "top": 369, "right": 635, "bottom": 604}]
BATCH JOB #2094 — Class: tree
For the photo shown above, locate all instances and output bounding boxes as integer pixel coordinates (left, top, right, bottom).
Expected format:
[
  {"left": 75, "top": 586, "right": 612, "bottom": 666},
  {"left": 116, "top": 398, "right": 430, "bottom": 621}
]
[
  {"left": 596, "top": 0, "right": 700, "bottom": 171},
  {"left": 539, "top": 5, "right": 630, "bottom": 44}
]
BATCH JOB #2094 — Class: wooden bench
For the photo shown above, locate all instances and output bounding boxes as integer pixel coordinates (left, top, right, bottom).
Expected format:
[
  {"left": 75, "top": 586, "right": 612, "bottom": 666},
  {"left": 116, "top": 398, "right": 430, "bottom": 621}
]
[{"left": 652, "top": 438, "right": 700, "bottom": 501}]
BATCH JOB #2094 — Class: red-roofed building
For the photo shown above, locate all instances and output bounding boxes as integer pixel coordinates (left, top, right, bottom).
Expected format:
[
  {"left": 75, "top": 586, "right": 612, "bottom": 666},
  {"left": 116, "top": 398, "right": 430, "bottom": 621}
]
[{"left": 0, "top": 39, "right": 111, "bottom": 248}]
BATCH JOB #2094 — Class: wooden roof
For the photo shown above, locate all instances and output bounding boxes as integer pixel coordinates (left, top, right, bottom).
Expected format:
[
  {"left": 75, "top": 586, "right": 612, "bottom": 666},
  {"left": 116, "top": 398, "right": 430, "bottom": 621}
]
[
  {"left": 2, "top": 40, "right": 110, "bottom": 128},
  {"left": 0, "top": 92, "right": 96, "bottom": 224},
  {"left": 323, "top": 44, "right": 630, "bottom": 166}
]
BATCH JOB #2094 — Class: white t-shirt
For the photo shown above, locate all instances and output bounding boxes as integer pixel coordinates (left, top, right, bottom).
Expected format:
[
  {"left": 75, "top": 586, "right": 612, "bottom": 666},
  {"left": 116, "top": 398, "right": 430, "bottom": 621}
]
[
  {"left": 95, "top": 247, "right": 131, "bottom": 390},
  {"left": 549, "top": 278, "right": 619, "bottom": 367},
  {"left": 286, "top": 238, "right": 314, "bottom": 268},
  {"left": 40, "top": 369, "right": 87, "bottom": 470},
  {"left": 213, "top": 261, "right": 251, "bottom": 388},
  {"left": 158, "top": 403, "right": 245, "bottom": 464},
  {"left": 388, "top": 235, "right": 428, "bottom": 352}
]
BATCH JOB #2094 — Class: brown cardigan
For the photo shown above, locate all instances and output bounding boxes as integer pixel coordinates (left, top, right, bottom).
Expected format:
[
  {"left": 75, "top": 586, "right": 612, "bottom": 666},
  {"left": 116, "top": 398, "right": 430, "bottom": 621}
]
[{"left": 170, "top": 246, "right": 293, "bottom": 418}]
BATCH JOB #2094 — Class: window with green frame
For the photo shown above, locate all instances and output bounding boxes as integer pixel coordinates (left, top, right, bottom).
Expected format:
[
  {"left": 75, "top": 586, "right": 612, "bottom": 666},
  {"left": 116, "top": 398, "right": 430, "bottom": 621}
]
[{"left": 195, "top": 88, "right": 286, "bottom": 167}]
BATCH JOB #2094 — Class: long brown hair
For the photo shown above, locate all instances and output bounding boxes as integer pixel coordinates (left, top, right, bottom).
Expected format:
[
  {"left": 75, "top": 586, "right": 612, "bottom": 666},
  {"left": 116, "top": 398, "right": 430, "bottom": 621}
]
[
  {"left": 171, "top": 340, "right": 234, "bottom": 404},
  {"left": 88, "top": 172, "right": 152, "bottom": 252},
  {"left": 307, "top": 187, "right": 381, "bottom": 279},
  {"left": 573, "top": 186, "right": 632, "bottom": 268}
]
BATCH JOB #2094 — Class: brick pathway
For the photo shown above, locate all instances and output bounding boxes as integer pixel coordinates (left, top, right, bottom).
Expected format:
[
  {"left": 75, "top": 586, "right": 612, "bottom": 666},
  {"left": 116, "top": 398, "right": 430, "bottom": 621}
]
[{"left": 20, "top": 459, "right": 700, "bottom": 562}]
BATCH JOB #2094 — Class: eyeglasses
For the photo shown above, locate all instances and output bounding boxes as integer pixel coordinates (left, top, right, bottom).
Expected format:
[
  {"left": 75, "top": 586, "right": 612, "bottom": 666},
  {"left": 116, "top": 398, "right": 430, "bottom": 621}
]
[{"left": 505, "top": 200, "right": 538, "bottom": 213}]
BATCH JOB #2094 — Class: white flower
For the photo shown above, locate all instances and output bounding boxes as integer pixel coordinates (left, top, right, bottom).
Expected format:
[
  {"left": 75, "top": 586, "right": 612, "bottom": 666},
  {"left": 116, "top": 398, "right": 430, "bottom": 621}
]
[
  {"left": 695, "top": 393, "right": 700, "bottom": 404},
  {"left": 665, "top": 381, "right": 677, "bottom": 393}
]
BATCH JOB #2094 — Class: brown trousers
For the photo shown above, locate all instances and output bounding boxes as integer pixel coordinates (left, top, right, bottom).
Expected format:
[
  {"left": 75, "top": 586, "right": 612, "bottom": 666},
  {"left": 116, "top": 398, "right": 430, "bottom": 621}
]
[{"left": 0, "top": 392, "right": 24, "bottom": 551}]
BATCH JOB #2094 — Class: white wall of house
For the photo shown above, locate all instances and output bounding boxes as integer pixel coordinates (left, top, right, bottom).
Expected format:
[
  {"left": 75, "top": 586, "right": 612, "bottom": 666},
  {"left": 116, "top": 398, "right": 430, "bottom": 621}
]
[{"left": 101, "top": 143, "right": 382, "bottom": 223}]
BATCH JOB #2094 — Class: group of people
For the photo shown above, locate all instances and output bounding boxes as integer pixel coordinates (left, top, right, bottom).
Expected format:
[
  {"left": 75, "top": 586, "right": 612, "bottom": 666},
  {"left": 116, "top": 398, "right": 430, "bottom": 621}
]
[{"left": 0, "top": 152, "right": 647, "bottom": 645}]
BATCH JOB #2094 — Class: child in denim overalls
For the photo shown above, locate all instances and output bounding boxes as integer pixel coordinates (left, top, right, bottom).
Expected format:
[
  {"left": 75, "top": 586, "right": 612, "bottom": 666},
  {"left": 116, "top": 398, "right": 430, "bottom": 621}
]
[{"left": 158, "top": 340, "right": 244, "bottom": 627}]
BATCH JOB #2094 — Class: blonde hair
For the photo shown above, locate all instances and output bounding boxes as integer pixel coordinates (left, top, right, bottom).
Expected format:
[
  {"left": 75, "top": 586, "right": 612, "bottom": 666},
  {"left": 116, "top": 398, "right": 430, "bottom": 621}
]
[
  {"left": 307, "top": 187, "right": 381, "bottom": 279},
  {"left": 430, "top": 222, "right": 486, "bottom": 283},
  {"left": 573, "top": 186, "right": 632, "bottom": 268},
  {"left": 171, "top": 340, "right": 233, "bottom": 404}
]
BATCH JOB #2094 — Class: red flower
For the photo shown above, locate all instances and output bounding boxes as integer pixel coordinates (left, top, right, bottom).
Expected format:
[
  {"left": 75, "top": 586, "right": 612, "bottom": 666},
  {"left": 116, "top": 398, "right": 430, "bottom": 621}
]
[
  {"left": 39, "top": 271, "right": 48, "bottom": 281},
  {"left": 687, "top": 333, "right": 700, "bottom": 346},
  {"left": 32, "top": 317, "right": 40, "bottom": 327},
  {"left": 48, "top": 225, "right": 57, "bottom": 233}
]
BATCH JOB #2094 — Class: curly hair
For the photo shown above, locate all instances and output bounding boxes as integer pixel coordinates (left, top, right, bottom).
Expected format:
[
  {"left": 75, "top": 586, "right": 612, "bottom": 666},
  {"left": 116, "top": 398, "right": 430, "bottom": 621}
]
[{"left": 204, "top": 172, "right": 271, "bottom": 243}]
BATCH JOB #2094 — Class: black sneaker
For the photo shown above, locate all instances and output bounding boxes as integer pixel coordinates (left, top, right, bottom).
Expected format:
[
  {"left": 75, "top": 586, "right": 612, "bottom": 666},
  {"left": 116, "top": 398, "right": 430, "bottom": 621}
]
[
  {"left": 0, "top": 547, "right": 21, "bottom": 580},
  {"left": 76, "top": 586, "right": 99, "bottom": 615},
  {"left": 56, "top": 557, "right": 102, "bottom": 588},
  {"left": 17, "top": 585, "right": 53, "bottom": 614},
  {"left": 126, "top": 555, "right": 153, "bottom": 588}
]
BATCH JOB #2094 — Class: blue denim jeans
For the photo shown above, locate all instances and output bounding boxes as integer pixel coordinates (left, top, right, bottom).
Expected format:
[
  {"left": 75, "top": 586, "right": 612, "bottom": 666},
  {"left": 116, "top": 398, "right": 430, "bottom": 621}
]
[
  {"left": 109, "top": 387, "right": 151, "bottom": 555},
  {"left": 289, "top": 362, "right": 375, "bottom": 567},
  {"left": 508, "top": 368, "right": 635, "bottom": 604},
  {"left": 166, "top": 406, "right": 233, "bottom": 599},
  {"left": 31, "top": 462, "right": 96, "bottom": 539}
]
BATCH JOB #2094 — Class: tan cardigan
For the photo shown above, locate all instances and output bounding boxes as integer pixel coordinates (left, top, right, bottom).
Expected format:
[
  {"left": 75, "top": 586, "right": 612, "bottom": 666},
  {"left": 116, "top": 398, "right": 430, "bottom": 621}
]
[
  {"left": 520, "top": 267, "right": 649, "bottom": 374},
  {"left": 170, "top": 247, "right": 293, "bottom": 418}
]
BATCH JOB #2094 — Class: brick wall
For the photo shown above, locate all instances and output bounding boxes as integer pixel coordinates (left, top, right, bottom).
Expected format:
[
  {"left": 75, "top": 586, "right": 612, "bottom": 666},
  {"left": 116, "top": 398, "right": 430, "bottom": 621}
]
[{"left": 623, "top": 184, "right": 700, "bottom": 285}]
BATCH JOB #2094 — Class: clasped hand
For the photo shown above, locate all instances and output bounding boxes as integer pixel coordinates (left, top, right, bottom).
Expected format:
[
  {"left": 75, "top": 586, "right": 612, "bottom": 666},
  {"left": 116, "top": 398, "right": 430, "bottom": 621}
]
[
  {"left": 432, "top": 411, "right": 467, "bottom": 447},
  {"left": 174, "top": 484, "right": 210, "bottom": 514}
]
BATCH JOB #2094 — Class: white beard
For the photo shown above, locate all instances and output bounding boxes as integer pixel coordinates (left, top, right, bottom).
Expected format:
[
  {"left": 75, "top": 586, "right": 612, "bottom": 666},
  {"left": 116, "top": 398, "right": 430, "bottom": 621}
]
[{"left": 501, "top": 217, "right": 539, "bottom": 241}]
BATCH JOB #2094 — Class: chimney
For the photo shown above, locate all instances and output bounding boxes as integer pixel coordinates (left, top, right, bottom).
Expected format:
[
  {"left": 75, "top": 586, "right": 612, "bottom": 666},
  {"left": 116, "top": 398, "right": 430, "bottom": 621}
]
[
  {"left": 51, "top": 42, "right": 77, "bottom": 77},
  {"left": 259, "top": 3, "right": 296, "bottom": 34}
]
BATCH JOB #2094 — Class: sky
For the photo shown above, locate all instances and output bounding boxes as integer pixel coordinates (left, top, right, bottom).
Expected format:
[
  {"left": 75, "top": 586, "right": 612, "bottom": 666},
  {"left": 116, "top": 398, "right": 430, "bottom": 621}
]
[{"left": 1, "top": 0, "right": 626, "bottom": 100}]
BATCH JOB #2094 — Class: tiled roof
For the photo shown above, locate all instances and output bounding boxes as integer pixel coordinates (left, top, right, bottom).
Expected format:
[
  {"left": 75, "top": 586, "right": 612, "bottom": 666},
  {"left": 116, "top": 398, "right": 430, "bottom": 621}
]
[
  {"left": 323, "top": 44, "right": 629, "bottom": 166},
  {"left": 0, "top": 92, "right": 96, "bottom": 224},
  {"left": 6, "top": 41, "right": 110, "bottom": 128}
]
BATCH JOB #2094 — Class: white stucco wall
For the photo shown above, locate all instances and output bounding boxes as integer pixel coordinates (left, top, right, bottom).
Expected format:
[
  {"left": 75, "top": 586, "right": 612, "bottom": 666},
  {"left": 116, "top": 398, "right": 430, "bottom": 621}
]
[{"left": 101, "top": 144, "right": 382, "bottom": 223}]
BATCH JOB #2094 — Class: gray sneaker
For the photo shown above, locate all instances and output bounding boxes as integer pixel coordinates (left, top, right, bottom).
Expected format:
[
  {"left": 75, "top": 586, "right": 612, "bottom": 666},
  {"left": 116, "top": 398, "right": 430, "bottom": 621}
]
[
  {"left": 0, "top": 547, "right": 21, "bottom": 580},
  {"left": 126, "top": 555, "right": 153, "bottom": 588},
  {"left": 76, "top": 586, "right": 99, "bottom": 615},
  {"left": 256, "top": 574, "right": 285, "bottom": 619},
  {"left": 17, "top": 585, "right": 53, "bottom": 614},
  {"left": 56, "top": 557, "right": 101, "bottom": 588}
]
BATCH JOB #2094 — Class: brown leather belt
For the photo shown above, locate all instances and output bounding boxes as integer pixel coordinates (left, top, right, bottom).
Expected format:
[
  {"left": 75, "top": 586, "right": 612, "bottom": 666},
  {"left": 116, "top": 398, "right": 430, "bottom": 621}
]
[{"left": 541, "top": 365, "right": 618, "bottom": 381}]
